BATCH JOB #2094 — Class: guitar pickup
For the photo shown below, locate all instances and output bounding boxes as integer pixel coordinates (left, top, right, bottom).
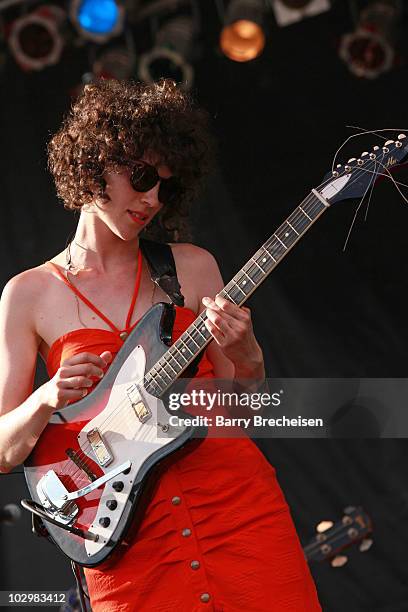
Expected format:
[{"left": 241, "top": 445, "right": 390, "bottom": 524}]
[
  {"left": 87, "top": 429, "right": 113, "bottom": 467},
  {"left": 131, "top": 400, "right": 151, "bottom": 423}
]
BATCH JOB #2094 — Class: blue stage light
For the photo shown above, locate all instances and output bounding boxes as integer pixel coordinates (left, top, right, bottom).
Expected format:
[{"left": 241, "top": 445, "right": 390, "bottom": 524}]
[
  {"left": 77, "top": 0, "right": 119, "bottom": 35},
  {"left": 70, "top": 0, "right": 124, "bottom": 42}
]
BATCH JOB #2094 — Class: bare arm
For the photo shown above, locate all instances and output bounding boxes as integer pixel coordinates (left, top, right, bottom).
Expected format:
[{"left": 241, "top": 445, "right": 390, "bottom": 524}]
[{"left": 0, "top": 273, "right": 111, "bottom": 472}]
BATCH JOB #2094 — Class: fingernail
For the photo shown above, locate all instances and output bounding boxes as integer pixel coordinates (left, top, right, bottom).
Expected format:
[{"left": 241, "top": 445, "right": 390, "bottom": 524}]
[
  {"left": 202, "top": 297, "right": 210, "bottom": 305},
  {"left": 82, "top": 389, "right": 88, "bottom": 396}
]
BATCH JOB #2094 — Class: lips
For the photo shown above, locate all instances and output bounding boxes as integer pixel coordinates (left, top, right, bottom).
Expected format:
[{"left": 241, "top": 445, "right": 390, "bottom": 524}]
[{"left": 127, "top": 210, "right": 148, "bottom": 226}]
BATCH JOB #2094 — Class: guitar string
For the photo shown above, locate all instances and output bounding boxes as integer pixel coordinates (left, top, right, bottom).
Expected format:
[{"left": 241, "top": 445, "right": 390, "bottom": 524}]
[
  {"left": 61, "top": 146, "right": 401, "bottom": 481},
  {"left": 61, "top": 152, "right": 392, "bottom": 479},
  {"left": 342, "top": 160, "right": 378, "bottom": 252},
  {"left": 331, "top": 127, "right": 408, "bottom": 174}
]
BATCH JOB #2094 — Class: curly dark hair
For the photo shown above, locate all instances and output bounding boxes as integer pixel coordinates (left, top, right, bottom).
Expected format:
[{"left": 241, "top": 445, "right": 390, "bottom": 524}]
[{"left": 48, "top": 79, "right": 214, "bottom": 241}]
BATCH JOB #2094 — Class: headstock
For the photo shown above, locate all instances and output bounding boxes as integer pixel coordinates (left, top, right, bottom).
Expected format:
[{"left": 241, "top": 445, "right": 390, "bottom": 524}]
[
  {"left": 318, "top": 134, "right": 408, "bottom": 205},
  {"left": 304, "top": 506, "right": 373, "bottom": 567}
]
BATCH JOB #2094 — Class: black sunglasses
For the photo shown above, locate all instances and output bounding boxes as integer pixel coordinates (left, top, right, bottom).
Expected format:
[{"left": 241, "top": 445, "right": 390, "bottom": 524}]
[{"left": 130, "top": 161, "right": 182, "bottom": 206}]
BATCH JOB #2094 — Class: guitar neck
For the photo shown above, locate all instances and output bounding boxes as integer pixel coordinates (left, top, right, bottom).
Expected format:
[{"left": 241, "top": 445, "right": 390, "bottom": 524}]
[{"left": 143, "top": 191, "right": 329, "bottom": 396}]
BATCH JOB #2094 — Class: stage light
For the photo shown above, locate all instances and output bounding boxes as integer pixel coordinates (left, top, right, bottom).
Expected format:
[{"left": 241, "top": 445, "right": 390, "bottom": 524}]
[
  {"left": 271, "top": 0, "right": 330, "bottom": 27},
  {"left": 70, "top": 0, "right": 125, "bottom": 43},
  {"left": 220, "top": 0, "right": 265, "bottom": 62},
  {"left": 8, "top": 5, "right": 65, "bottom": 71},
  {"left": 339, "top": 0, "right": 401, "bottom": 79},
  {"left": 138, "top": 16, "right": 194, "bottom": 91}
]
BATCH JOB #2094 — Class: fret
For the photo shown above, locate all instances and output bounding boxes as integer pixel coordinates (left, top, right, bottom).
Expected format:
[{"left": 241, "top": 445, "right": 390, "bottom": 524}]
[
  {"left": 156, "top": 361, "right": 174, "bottom": 381},
  {"left": 251, "top": 256, "right": 266, "bottom": 273},
  {"left": 169, "top": 344, "right": 189, "bottom": 366},
  {"left": 274, "top": 233, "right": 288, "bottom": 250},
  {"left": 150, "top": 365, "right": 167, "bottom": 385},
  {"left": 195, "top": 322, "right": 208, "bottom": 341},
  {"left": 232, "top": 283, "right": 247, "bottom": 297},
  {"left": 242, "top": 269, "right": 256, "bottom": 285},
  {"left": 221, "top": 288, "right": 237, "bottom": 303},
  {"left": 299, "top": 205, "right": 312, "bottom": 221},
  {"left": 163, "top": 357, "right": 180, "bottom": 376},
  {"left": 244, "top": 262, "right": 264, "bottom": 285},
  {"left": 287, "top": 221, "right": 299, "bottom": 236},
  {"left": 184, "top": 329, "right": 202, "bottom": 349},
  {"left": 177, "top": 336, "right": 195, "bottom": 359},
  {"left": 144, "top": 375, "right": 162, "bottom": 396},
  {"left": 277, "top": 222, "right": 299, "bottom": 245},
  {"left": 261, "top": 245, "right": 276, "bottom": 263},
  {"left": 303, "top": 198, "right": 324, "bottom": 220}
]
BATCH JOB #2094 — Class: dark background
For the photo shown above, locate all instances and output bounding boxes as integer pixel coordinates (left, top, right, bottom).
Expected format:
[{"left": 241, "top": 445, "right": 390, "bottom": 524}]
[{"left": 1, "top": 1, "right": 408, "bottom": 610}]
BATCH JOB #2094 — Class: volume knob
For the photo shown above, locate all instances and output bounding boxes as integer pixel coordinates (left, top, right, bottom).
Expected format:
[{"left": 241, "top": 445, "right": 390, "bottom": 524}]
[
  {"left": 99, "top": 517, "right": 110, "bottom": 528},
  {"left": 112, "top": 481, "right": 124, "bottom": 492}
]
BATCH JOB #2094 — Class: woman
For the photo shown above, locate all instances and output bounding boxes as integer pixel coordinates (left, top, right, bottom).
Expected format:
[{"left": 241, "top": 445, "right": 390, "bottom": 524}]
[{"left": 0, "top": 79, "right": 320, "bottom": 611}]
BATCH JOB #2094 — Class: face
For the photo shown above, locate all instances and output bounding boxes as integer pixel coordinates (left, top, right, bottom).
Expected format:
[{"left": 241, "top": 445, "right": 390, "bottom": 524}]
[{"left": 91, "top": 154, "right": 173, "bottom": 241}]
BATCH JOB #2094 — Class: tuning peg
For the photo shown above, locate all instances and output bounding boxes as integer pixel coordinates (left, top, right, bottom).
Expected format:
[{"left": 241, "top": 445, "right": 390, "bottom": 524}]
[
  {"left": 384, "top": 140, "right": 394, "bottom": 146},
  {"left": 345, "top": 165, "right": 352, "bottom": 173},
  {"left": 359, "top": 538, "right": 373, "bottom": 552},
  {"left": 361, "top": 152, "right": 369, "bottom": 157},
  {"left": 336, "top": 164, "right": 342, "bottom": 168},
  {"left": 369, "top": 153, "right": 376, "bottom": 160},
  {"left": 316, "top": 520, "right": 334, "bottom": 533},
  {"left": 331, "top": 555, "right": 348, "bottom": 568},
  {"left": 344, "top": 506, "right": 356, "bottom": 514},
  {"left": 398, "top": 134, "right": 406, "bottom": 140},
  {"left": 347, "top": 158, "right": 356, "bottom": 163},
  {"left": 373, "top": 145, "right": 380, "bottom": 151},
  {"left": 357, "top": 159, "right": 364, "bottom": 166},
  {"left": 332, "top": 171, "right": 339, "bottom": 177},
  {"left": 382, "top": 147, "right": 390, "bottom": 153}
]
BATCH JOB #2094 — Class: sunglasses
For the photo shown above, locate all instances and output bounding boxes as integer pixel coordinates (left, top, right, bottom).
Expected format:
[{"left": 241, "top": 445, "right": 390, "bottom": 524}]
[{"left": 130, "top": 161, "right": 182, "bottom": 206}]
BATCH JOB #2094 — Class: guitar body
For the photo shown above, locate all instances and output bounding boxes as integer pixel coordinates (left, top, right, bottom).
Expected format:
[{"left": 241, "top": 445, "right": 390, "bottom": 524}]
[{"left": 24, "top": 303, "right": 206, "bottom": 566}]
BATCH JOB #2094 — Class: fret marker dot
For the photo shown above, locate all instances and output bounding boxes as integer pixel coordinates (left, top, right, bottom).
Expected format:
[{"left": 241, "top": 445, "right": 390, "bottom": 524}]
[
  {"left": 285, "top": 232, "right": 289, "bottom": 237},
  {"left": 201, "top": 326, "right": 205, "bottom": 332},
  {"left": 262, "top": 258, "right": 266, "bottom": 263},
  {"left": 182, "top": 348, "right": 186, "bottom": 352},
  {"left": 242, "top": 280, "right": 246, "bottom": 285}
]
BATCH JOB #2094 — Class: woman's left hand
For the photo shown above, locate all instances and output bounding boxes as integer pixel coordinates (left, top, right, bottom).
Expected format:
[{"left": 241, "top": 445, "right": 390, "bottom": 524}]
[{"left": 202, "top": 295, "right": 265, "bottom": 379}]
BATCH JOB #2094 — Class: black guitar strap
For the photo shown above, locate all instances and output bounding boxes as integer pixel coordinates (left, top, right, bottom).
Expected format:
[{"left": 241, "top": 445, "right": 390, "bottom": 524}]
[
  {"left": 140, "top": 239, "right": 204, "bottom": 378},
  {"left": 139, "top": 239, "right": 185, "bottom": 307}
]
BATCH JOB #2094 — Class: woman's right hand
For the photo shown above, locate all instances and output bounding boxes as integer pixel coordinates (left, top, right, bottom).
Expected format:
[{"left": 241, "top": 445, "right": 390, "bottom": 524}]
[{"left": 43, "top": 351, "right": 113, "bottom": 409}]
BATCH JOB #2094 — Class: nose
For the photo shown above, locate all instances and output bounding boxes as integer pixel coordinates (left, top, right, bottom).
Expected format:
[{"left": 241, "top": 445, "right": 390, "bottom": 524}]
[{"left": 140, "top": 181, "right": 161, "bottom": 208}]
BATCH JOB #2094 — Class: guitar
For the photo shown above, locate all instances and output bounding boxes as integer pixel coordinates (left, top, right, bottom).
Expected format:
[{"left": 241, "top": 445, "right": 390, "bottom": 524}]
[
  {"left": 22, "top": 134, "right": 408, "bottom": 566},
  {"left": 304, "top": 506, "right": 373, "bottom": 566}
]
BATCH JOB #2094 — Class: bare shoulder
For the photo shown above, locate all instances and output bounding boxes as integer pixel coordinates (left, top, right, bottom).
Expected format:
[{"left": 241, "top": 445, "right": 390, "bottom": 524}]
[
  {"left": 170, "top": 243, "right": 224, "bottom": 306},
  {"left": 170, "top": 243, "right": 219, "bottom": 273},
  {"left": 1, "top": 264, "right": 52, "bottom": 306},
  {"left": 0, "top": 263, "right": 60, "bottom": 339}
]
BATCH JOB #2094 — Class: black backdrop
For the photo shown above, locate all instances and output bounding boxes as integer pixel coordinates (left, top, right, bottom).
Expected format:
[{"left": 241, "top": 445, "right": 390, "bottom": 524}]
[{"left": 1, "top": 1, "right": 408, "bottom": 610}]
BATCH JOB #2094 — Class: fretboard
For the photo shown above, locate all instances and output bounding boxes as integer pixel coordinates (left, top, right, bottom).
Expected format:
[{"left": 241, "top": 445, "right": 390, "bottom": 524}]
[{"left": 143, "top": 191, "right": 329, "bottom": 397}]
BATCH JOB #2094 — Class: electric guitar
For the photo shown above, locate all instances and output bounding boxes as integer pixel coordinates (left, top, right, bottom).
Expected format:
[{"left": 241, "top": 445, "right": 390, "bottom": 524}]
[{"left": 22, "top": 135, "right": 408, "bottom": 566}]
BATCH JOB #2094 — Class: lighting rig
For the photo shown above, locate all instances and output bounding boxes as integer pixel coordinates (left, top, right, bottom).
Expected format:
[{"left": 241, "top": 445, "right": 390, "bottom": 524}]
[{"left": 0, "top": 0, "right": 405, "bottom": 81}]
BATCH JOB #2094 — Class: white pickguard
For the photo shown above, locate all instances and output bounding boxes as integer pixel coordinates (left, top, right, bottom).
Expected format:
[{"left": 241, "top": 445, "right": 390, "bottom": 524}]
[{"left": 77, "top": 344, "right": 187, "bottom": 557}]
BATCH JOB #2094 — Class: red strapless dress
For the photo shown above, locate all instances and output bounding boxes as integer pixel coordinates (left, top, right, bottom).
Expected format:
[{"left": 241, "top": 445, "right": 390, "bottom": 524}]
[{"left": 45, "top": 262, "right": 321, "bottom": 612}]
